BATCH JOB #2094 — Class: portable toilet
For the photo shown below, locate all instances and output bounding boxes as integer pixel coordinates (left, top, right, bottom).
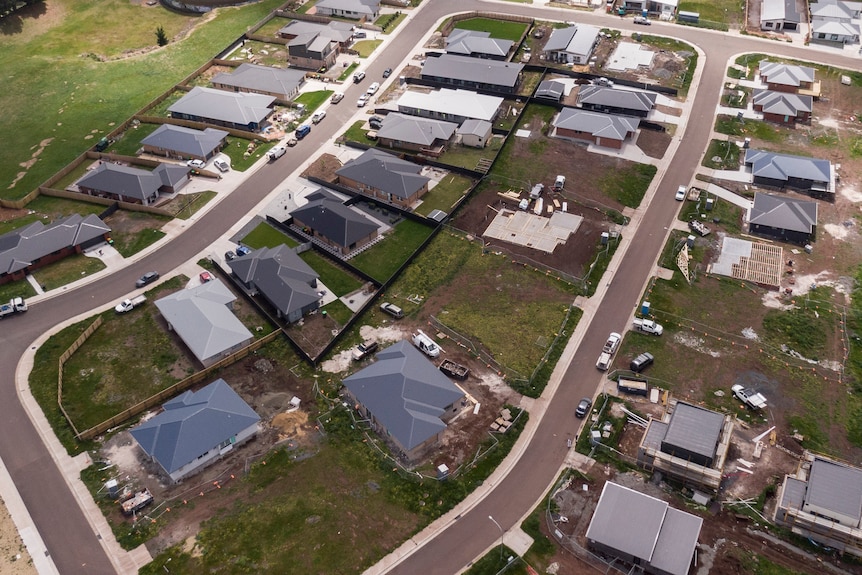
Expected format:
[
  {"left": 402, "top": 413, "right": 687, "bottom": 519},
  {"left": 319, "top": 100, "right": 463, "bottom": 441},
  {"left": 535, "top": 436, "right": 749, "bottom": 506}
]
[
  {"left": 641, "top": 301, "right": 650, "bottom": 316},
  {"left": 687, "top": 235, "right": 696, "bottom": 248},
  {"left": 105, "top": 479, "right": 119, "bottom": 499},
  {"left": 601, "top": 232, "right": 609, "bottom": 245},
  {"left": 705, "top": 197, "right": 715, "bottom": 211}
]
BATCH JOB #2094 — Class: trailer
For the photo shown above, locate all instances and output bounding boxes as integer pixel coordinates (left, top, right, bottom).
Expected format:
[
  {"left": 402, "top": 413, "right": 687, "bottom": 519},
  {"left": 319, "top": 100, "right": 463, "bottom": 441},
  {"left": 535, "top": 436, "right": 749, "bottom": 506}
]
[
  {"left": 120, "top": 488, "right": 153, "bottom": 516},
  {"left": 689, "top": 220, "right": 711, "bottom": 236},
  {"left": 439, "top": 359, "right": 469, "bottom": 380}
]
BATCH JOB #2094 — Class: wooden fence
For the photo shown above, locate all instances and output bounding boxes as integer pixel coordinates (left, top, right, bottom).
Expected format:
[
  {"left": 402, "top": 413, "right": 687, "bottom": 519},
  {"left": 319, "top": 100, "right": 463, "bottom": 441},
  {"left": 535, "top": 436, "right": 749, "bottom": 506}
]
[{"left": 57, "top": 316, "right": 103, "bottom": 438}]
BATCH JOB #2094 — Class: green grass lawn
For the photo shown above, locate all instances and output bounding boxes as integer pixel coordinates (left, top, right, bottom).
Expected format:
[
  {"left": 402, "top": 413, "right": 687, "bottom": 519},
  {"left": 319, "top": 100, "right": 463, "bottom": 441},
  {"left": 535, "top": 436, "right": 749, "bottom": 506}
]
[
  {"left": 701, "top": 139, "right": 742, "bottom": 170},
  {"left": 714, "top": 115, "right": 787, "bottom": 143},
  {"left": 598, "top": 164, "right": 657, "bottom": 209},
  {"left": 298, "top": 250, "right": 363, "bottom": 297},
  {"left": 0, "top": 280, "right": 37, "bottom": 304},
  {"left": 436, "top": 137, "right": 503, "bottom": 171},
  {"left": 340, "top": 120, "right": 372, "bottom": 144},
  {"left": 678, "top": 0, "right": 743, "bottom": 26},
  {"left": 223, "top": 138, "right": 275, "bottom": 172},
  {"left": 251, "top": 15, "right": 289, "bottom": 39},
  {"left": 451, "top": 17, "right": 529, "bottom": 42},
  {"left": 353, "top": 39, "right": 383, "bottom": 58},
  {"left": 678, "top": 194, "right": 744, "bottom": 236},
  {"left": 241, "top": 221, "right": 299, "bottom": 249},
  {"left": 0, "top": 195, "right": 107, "bottom": 236},
  {"left": 161, "top": 191, "right": 217, "bottom": 220},
  {"left": 110, "top": 123, "right": 160, "bottom": 157},
  {"left": 0, "top": 0, "right": 284, "bottom": 202},
  {"left": 375, "top": 12, "right": 407, "bottom": 33},
  {"left": 338, "top": 62, "right": 359, "bottom": 81},
  {"left": 295, "top": 90, "right": 334, "bottom": 115},
  {"left": 349, "top": 219, "right": 434, "bottom": 282},
  {"left": 414, "top": 174, "right": 474, "bottom": 217},
  {"left": 107, "top": 217, "right": 169, "bottom": 257},
  {"left": 30, "top": 253, "right": 106, "bottom": 292}
]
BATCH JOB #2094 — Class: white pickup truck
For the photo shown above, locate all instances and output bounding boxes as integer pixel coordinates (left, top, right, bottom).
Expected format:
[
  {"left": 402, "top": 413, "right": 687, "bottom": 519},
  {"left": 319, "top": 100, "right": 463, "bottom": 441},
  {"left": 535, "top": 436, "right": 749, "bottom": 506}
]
[
  {"left": 732, "top": 384, "right": 767, "bottom": 410},
  {"left": 115, "top": 295, "right": 146, "bottom": 313},
  {"left": 0, "top": 297, "right": 27, "bottom": 319},
  {"left": 596, "top": 332, "right": 621, "bottom": 371},
  {"left": 633, "top": 318, "right": 663, "bottom": 336}
]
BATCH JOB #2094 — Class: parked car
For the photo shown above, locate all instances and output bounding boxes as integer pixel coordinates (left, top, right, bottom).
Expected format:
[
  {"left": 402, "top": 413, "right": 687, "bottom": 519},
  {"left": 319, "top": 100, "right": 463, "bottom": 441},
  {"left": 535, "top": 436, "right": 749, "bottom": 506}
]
[
  {"left": 382, "top": 68, "right": 392, "bottom": 78},
  {"left": 630, "top": 352, "right": 655, "bottom": 373},
  {"left": 224, "top": 251, "right": 236, "bottom": 261},
  {"left": 352, "top": 340, "right": 379, "bottom": 361},
  {"left": 311, "top": 111, "right": 326, "bottom": 124},
  {"left": 235, "top": 245, "right": 252, "bottom": 257},
  {"left": 353, "top": 71, "right": 366, "bottom": 83},
  {"left": 633, "top": 15, "right": 651, "bottom": 25},
  {"left": 575, "top": 397, "right": 592, "bottom": 419},
  {"left": 379, "top": 302, "right": 403, "bottom": 318},
  {"left": 366, "top": 130, "right": 378, "bottom": 141},
  {"left": 357, "top": 94, "right": 369, "bottom": 107},
  {"left": 199, "top": 271, "right": 213, "bottom": 283},
  {"left": 135, "top": 271, "right": 159, "bottom": 288},
  {"left": 95, "top": 137, "right": 111, "bottom": 152},
  {"left": 286, "top": 137, "right": 298, "bottom": 147},
  {"left": 267, "top": 145, "right": 287, "bottom": 161},
  {"left": 369, "top": 116, "right": 383, "bottom": 129},
  {"left": 331, "top": 92, "right": 344, "bottom": 104},
  {"left": 675, "top": 185, "right": 687, "bottom": 201},
  {"left": 295, "top": 124, "right": 311, "bottom": 139},
  {"left": 366, "top": 82, "right": 380, "bottom": 95},
  {"left": 532, "top": 28, "right": 545, "bottom": 39},
  {"left": 186, "top": 159, "right": 206, "bottom": 169},
  {"left": 213, "top": 158, "right": 229, "bottom": 173}
]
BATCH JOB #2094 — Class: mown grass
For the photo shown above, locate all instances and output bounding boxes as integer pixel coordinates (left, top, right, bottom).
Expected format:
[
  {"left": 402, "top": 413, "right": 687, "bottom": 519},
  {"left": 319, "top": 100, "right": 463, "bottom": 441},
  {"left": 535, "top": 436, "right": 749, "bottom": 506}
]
[
  {"left": 294, "top": 90, "right": 334, "bottom": 114},
  {"left": 597, "top": 164, "right": 657, "bottom": 209},
  {"left": 678, "top": 0, "right": 743, "bottom": 25},
  {"left": 0, "top": 280, "right": 37, "bottom": 303},
  {"left": 436, "top": 137, "right": 504, "bottom": 171},
  {"left": 0, "top": 0, "right": 284, "bottom": 201},
  {"left": 451, "top": 17, "right": 529, "bottom": 42},
  {"left": 108, "top": 219, "right": 168, "bottom": 257},
  {"left": 678, "top": 193, "right": 744, "bottom": 236},
  {"left": 702, "top": 139, "right": 742, "bottom": 170},
  {"left": 298, "top": 250, "right": 363, "bottom": 297},
  {"left": 353, "top": 39, "right": 383, "bottom": 58},
  {"left": 414, "top": 174, "right": 474, "bottom": 217},
  {"left": 349, "top": 219, "right": 435, "bottom": 282},
  {"left": 30, "top": 253, "right": 106, "bottom": 291},
  {"left": 340, "top": 120, "right": 371, "bottom": 143},
  {"left": 240, "top": 221, "right": 299, "bottom": 249},
  {"left": 0, "top": 195, "right": 107, "bottom": 236},
  {"left": 715, "top": 115, "right": 786, "bottom": 142},
  {"left": 162, "top": 191, "right": 217, "bottom": 220}
]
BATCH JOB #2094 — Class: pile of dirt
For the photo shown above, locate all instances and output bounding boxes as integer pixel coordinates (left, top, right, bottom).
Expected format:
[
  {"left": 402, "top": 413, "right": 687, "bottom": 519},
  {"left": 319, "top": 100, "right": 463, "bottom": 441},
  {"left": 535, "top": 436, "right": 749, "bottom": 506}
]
[{"left": 271, "top": 410, "right": 309, "bottom": 441}]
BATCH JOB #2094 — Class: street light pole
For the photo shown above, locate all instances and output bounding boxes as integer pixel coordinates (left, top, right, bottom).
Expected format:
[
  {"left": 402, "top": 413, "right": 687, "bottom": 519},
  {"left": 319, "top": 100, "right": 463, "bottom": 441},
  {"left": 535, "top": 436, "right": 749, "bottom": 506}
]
[{"left": 488, "top": 515, "right": 504, "bottom": 562}]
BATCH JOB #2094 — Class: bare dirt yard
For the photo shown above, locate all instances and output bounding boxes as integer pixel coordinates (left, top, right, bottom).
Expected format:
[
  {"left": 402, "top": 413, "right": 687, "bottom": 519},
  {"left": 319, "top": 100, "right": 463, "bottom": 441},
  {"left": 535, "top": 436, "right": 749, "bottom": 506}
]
[{"left": 0, "top": 497, "right": 36, "bottom": 575}]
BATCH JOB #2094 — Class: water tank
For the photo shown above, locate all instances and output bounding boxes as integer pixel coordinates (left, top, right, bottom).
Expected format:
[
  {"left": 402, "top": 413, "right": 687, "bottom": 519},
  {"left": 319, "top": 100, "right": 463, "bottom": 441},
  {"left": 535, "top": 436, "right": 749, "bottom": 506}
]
[{"left": 641, "top": 301, "right": 651, "bottom": 316}]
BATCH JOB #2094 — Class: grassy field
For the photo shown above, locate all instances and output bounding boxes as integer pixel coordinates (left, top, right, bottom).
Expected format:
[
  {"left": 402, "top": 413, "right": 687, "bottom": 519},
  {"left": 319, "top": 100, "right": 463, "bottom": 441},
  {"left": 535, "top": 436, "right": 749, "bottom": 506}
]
[
  {"left": 450, "top": 17, "right": 529, "bottom": 42},
  {"left": 353, "top": 39, "right": 383, "bottom": 58},
  {"left": 295, "top": 90, "right": 334, "bottom": 115},
  {"left": 0, "top": 195, "right": 107, "bottom": 236},
  {"left": 678, "top": 194, "right": 744, "bottom": 236},
  {"left": 413, "top": 174, "right": 474, "bottom": 217},
  {"left": 0, "top": 0, "right": 284, "bottom": 202},
  {"left": 163, "top": 191, "right": 217, "bottom": 220},
  {"left": 715, "top": 116, "right": 787, "bottom": 143},
  {"left": 240, "top": 221, "right": 299, "bottom": 249},
  {"left": 349, "top": 218, "right": 435, "bottom": 282},
  {"left": 298, "top": 250, "right": 363, "bottom": 297},
  {"left": 375, "top": 12, "right": 407, "bottom": 33},
  {"left": 30, "top": 254, "right": 106, "bottom": 292},
  {"left": 678, "top": 0, "right": 744, "bottom": 26},
  {"left": 436, "top": 137, "right": 503, "bottom": 171},
  {"left": 702, "top": 139, "right": 742, "bottom": 170},
  {"left": 598, "top": 164, "right": 657, "bottom": 209},
  {"left": 340, "top": 120, "right": 371, "bottom": 143}
]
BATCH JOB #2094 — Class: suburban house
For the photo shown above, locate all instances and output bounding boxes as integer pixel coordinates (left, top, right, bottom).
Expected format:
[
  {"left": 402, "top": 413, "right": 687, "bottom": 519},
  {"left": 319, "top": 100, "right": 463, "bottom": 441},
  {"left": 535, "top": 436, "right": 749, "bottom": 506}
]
[
  {"left": 551, "top": 108, "right": 639, "bottom": 149},
  {"left": 444, "top": 28, "right": 514, "bottom": 60},
  {"left": 342, "top": 340, "right": 467, "bottom": 460},
  {"left": 0, "top": 213, "right": 110, "bottom": 285},
  {"left": 758, "top": 60, "right": 820, "bottom": 96},
  {"left": 619, "top": 0, "right": 679, "bottom": 17},
  {"left": 760, "top": 0, "right": 801, "bottom": 31},
  {"left": 775, "top": 452, "right": 862, "bottom": 557},
  {"left": 420, "top": 54, "right": 523, "bottom": 94},
  {"left": 375, "top": 113, "right": 458, "bottom": 155},
  {"left": 141, "top": 125, "right": 229, "bottom": 162},
  {"left": 278, "top": 19, "right": 355, "bottom": 48},
  {"left": 751, "top": 89, "right": 813, "bottom": 125},
  {"left": 456, "top": 119, "right": 493, "bottom": 148},
  {"left": 336, "top": 148, "right": 430, "bottom": 209},
  {"left": 314, "top": 0, "right": 379, "bottom": 20},
  {"left": 542, "top": 23, "right": 600, "bottom": 65},
  {"left": 76, "top": 162, "right": 190, "bottom": 206},
  {"left": 289, "top": 190, "right": 379, "bottom": 256},
  {"left": 287, "top": 32, "right": 339, "bottom": 71},
  {"left": 637, "top": 400, "right": 734, "bottom": 492},
  {"left": 744, "top": 149, "right": 832, "bottom": 197},
  {"left": 586, "top": 482, "right": 702, "bottom": 575},
  {"left": 168, "top": 86, "right": 275, "bottom": 132},
  {"left": 576, "top": 85, "right": 657, "bottom": 118},
  {"left": 227, "top": 244, "right": 320, "bottom": 324},
  {"left": 811, "top": 0, "right": 861, "bottom": 44},
  {"left": 535, "top": 79, "right": 566, "bottom": 102},
  {"left": 154, "top": 279, "right": 254, "bottom": 367},
  {"left": 396, "top": 88, "right": 503, "bottom": 124},
  {"left": 130, "top": 379, "right": 261, "bottom": 483},
  {"left": 211, "top": 63, "right": 306, "bottom": 101},
  {"left": 748, "top": 192, "right": 817, "bottom": 244}
]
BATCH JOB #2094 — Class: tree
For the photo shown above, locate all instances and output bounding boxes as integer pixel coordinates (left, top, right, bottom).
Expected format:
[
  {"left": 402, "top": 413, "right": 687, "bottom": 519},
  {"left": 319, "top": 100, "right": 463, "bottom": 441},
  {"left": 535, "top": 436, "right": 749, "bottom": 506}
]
[{"left": 155, "top": 25, "right": 168, "bottom": 47}]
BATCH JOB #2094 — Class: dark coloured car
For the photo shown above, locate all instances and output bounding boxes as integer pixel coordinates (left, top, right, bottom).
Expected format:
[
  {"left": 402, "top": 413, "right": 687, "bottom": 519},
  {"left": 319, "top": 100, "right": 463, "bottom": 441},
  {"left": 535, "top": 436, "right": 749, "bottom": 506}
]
[
  {"left": 575, "top": 397, "right": 592, "bottom": 419},
  {"left": 382, "top": 68, "right": 392, "bottom": 78},
  {"left": 135, "top": 271, "right": 159, "bottom": 288},
  {"left": 224, "top": 251, "right": 236, "bottom": 261},
  {"left": 235, "top": 245, "right": 252, "bottom": 257},
  {"left": 369, "top": 116, "right": 383, "bottom": 129},
  {"left": 630, "top": 352, "right": 655, "bottom": 373}
]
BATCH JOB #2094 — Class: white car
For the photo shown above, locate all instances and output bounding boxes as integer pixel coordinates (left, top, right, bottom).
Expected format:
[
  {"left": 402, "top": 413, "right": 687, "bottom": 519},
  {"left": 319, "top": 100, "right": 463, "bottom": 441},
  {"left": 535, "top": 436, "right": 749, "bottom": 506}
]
[
  {"left": 675, "top": 185, "right": 687, "bottom": 201},
  {"left": 366, "top": 82, "right": 380, "bottom": 95},
  {"left": 311, "top": 110, "right": 326, "bottom": 124},
  {"left": 331, "top": 92, "right": 344, "bottom": 104},
  {"left": 357, "top": 94, "right": 369, "bottom": 107},
  {"left": 213, "top": 158, "right": 229, "bottom": 173},
  {"left": 186, "top": 159, "right": 206, "bottom": 169}
]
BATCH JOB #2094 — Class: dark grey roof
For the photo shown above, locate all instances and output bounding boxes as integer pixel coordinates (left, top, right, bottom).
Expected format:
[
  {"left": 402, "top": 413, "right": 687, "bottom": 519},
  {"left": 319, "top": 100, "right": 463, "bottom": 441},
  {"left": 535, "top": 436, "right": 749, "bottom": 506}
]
[
  {"left": 780, "top": 476, "right": 807, "bottom": 511},
  {"left": 750, "top": 193, "right": 817, "bottom": 233},
  {"left": 154, "top": 279, "right": 253, "bottom": 364},
  {"left": 544, "top": 26, "right": 577, "bottom": 52},
  {"left": 744, "top": 149, "right": 831, "bottom": 185},
  {"left": 421, "top": 54, "right": 523, "bottom": 88},
  {"left": 752, "top": 89, "right": 812, "bottom": 116},
  {"left": 169, "top": 86, "right": 274, "bottom": 126},
  {"left": 227, "top": 244, "right": 319, "bottom": 318},
  {"left": 586, "top": 482, "right": 701, "bottom": 575},
  {"left": 536, "top": 80, "right": 565, "bottom": 101},
  {"left": 641, "top": 419, "right": 669, "bottom": 452},
  {"left": 211, "top": 63, "right": 306, "bottom": 99},
  {"left": 377, "top": 113, "right": 458, "bottom": 146},
  {"left": 130, "top": 379, "right": 260, "bottom": 475},
  {"left": 759, "top": 60, "right": 816, "bottom": 87},
  {"left": 577, "top": 85, "right": 657, "bottom": 112},
  {"left": 290, "top": 194, "right": 378, "bottom": 248},
  {"left": 661, "top": 402, "right": 725, "bottom": 463},
  {"left": 805, "top": 456, "right": 862, "bottom": 524},
  {"left": 445, "top": 29, "right": 513, "bottom": 58},
  {"left": 77, "top": 162, "right": 178, "bottom": 201},
  {"left": 336, "top": 149, "right": 429, "bottom": 200},
  {"left": 543, "top": 24, "right": 600, "bottom": 57},
  {"left": 141, "top": 125, "right": 228, "bottom": 158},
  {"left": 343, "top": 340, "right": 465, "bottom": 451},
  {"left": 278, "top": 19, "right": 354, "bottom": 43},
  {"left": 553, "top": 108, "right": 639, "bottom": 140},
  {"left": 0, "top": 214, "right": 110, "bottom": 275}
]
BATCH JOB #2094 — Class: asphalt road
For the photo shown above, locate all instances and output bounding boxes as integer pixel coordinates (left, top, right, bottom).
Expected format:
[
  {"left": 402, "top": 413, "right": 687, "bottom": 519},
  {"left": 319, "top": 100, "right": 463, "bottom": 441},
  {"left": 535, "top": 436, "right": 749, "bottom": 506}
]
[{"left": 1, "top": 2, "right": 859, "bottom": 573}]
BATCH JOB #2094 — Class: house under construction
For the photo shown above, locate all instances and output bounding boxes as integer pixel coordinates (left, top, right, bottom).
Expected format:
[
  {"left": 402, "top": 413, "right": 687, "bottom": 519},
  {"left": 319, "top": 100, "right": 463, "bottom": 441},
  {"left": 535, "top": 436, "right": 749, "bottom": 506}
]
[
  {"left": 774, "top": 451, "right": 862, "bottom": 557},
  {"left": 637, "top": 400, "right": 734, "bottom": 492}
]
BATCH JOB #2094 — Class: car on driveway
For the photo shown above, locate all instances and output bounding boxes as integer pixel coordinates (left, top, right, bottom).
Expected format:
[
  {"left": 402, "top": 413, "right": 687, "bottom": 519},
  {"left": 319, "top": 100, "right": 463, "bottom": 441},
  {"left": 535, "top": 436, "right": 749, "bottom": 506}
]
[
  {"left": 357, "top": 94, "right": 369, "bottom": 107},
  {"left": 331, "top": 92, "right": 344, "bottom": 104},
  {"left": 369, "top": 115, "right": 383, "bottom": 129},
  {"left": 235, "top": 245, "right": 252, "bottom": 257},
  {"left": 675, "top": 185, "right": 687, "bottom": 201},
  {"left": 186, "top": 159, "right": 206, "bottom": 169},
  {"left": 575, "top": 397, "right": 592, "bottom": 419},
  {"left": 213, "top": 158, "right": 229, "bottom": 173},
  {"left": 135, "top": 271, "right": 159, "bottom": 288},
  {"left": 382, "top": 68, "right": 392, "bottom": 78},
  {"left": 199, "top": 271, "right": 213, "bottom": 283}
]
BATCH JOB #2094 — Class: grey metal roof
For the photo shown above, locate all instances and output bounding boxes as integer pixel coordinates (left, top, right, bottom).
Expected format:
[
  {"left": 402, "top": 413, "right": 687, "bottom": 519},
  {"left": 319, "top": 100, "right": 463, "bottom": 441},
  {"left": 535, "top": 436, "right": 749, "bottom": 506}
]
[
  {"left": 290, "top": 194, "right": 378, "bottom": 248},
  {"left": 650, "top": 507, "right": 703, "bottom": 575},
  {"left": 77, "top": 162, "right": 169, "bottom": 201},
  {"left": 315, "top": 0, "right": 379, "bottom": 15},
  {"left": 641, "top": 419, "right": 669, "bottom": 452},
  {"left": 759, "top": 60, "right": 816, "bottom": 87},
  {"left": 779, "top": 476, "right": 807, "bottom": 511},
  {"left": 377, "top": 113, "right": 458, "bottom": 146},
  {"left": 278, "top": 19, "right": 354, "bottom": 43},
  {"left": 456, "top": 119, "right": 493, "bottom": 137},
  {"left": 752, "top": 89, "right": 812, "bottom": 116},
  {"left": 227, "top": 244, "right": 319, "bottom": 318},
  {"left": 168, "top": 86, "right": 274, "bottom": 126},
  {"left": 744, "top": 149, "right": 831, "bottom": 185},
  {"left": 535, "top": 80, "right": 565, "bottom": 101},
  {"left": 336, "top": 149, "right": 429, "bottom": 200},
  {"left": 761, "top": 0, "right": 801, "bottom": 22},
  {"left": 397, "top": 88, "right": 503, "bottom": 122},
  {"left": 661, "top": 402, "right": 725, "bottom": 463},
  {"left": 141, "top": 125, "right": 228, "bottom": 158},
  {"left": 811, "top": 0, "right": 854, "bottom": 19},
  {"left": 211, "top": 63, "right": 306, "bottom": 99},
  {"left": 543, "top": 24, "right": 600, "bottom": 57},
  {"left": 586, "top": 481, "right": 667, "bottom": 562},
  {"left": 130, "top": 379, "right": 260, "bottom": 475},
  {"left": 0, "top": 214, "right": 110, "bottom": 275},
  {"left": 154, "top": 279, "right": 253, "bottom": 364},
  {"left": 577, "top": 85, "right": 657, "bottom": 112},
  {"left": 342, "top": 341, "right": 465, "bottom": 451},
  {"left": 812, "top": 19, "right": 860, "bottom": 37},
  {"left": 544, "top": 26, "right": 578, "bottom": 52},
  {"left": 750, "top": 193, "right": 817, "bottom": 233},
  {"left": 445, "top": 29, "right": 513, "bottom": 58},
  {"left": 553, "top": 108, "right": 639, "bottom": 141},
  {"left": 421, "top": 54, "right": 523, "bottom": 88},
  {"left": 805, "top": 456, "right": 862, "bottom": 523}
]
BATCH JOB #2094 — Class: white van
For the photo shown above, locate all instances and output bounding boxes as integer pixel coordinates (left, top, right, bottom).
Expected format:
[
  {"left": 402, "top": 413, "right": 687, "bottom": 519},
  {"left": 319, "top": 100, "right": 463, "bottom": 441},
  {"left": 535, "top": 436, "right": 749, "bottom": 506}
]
[
  {"left": 412, "top": 330, "right": 440, "bottom": 358},
  {"left": 267, "top": 145, "right": 287, "bottom": 161}
]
